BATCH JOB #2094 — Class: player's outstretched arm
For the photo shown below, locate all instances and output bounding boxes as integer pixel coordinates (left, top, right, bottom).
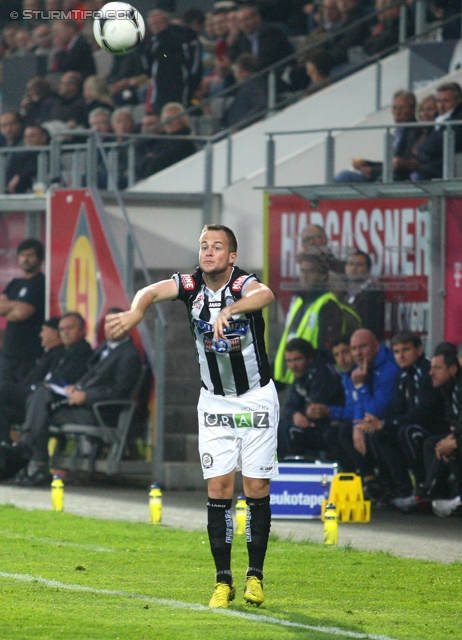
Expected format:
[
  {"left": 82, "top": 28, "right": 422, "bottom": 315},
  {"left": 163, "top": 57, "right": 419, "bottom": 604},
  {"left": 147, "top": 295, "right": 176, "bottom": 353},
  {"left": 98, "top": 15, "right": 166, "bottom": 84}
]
[
  {"left": 106, "top": 279, "right": 178, "bottom": 338},
  {"left": 213, "top": 281, "right": 274, "bottom": 340}
]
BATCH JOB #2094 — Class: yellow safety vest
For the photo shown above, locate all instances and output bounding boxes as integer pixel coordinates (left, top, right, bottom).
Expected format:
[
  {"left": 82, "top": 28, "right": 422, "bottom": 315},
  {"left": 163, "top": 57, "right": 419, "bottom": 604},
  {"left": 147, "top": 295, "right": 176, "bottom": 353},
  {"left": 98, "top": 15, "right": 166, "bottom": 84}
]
[{"left": 274, "top": 292, "right": 361, "bottom": 384}]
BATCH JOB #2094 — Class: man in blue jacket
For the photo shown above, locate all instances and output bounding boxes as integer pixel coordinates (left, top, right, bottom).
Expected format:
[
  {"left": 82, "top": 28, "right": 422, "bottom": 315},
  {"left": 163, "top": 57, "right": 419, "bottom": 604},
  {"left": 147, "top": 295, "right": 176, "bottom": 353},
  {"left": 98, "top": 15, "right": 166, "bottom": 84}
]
[{"left": 308, "top": 329, "right": 399, "bottom": 498}]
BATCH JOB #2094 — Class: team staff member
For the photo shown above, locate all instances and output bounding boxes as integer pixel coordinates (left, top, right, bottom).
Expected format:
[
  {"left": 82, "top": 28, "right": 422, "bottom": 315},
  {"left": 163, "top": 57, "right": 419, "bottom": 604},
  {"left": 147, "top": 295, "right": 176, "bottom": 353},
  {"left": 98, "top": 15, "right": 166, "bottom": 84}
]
[
  {"left": 0, "top": 239, "right": 45, "bottom": 383},
  {"left": 106, "top": 224, "right": 278, "bottom": 609}
]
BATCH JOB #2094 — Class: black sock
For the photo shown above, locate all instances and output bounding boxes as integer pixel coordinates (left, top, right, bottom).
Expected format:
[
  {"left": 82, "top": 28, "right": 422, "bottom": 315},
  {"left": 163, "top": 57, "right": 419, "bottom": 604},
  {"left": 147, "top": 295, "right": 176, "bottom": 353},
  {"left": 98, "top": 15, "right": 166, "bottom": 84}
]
[
  {"left": 246, "top": 495, "right": 271, "bottom": 581},
  {"left": 207, "top": 497, "right": 233, "bottom": 584}
]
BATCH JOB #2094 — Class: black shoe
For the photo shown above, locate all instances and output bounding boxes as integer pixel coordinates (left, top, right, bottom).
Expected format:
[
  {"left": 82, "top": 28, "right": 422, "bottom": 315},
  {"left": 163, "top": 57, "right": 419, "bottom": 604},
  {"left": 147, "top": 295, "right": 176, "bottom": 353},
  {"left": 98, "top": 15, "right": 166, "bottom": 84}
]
[
  {"left": 19, "top": 466, "right": 52, "bottom": 487},
  {"left": 13, "top": 467, "right": 29, "bottom": 485},
  {"left": 0, "top": 441, "right": 32, "bottom": 481}
]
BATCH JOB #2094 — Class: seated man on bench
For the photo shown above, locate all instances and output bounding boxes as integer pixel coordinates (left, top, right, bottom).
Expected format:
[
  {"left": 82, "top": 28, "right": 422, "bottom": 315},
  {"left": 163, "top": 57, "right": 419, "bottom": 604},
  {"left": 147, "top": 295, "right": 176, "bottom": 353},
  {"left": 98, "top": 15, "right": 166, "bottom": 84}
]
[{"left": 0, "top": 308, "right": 142, "bottom": 486}]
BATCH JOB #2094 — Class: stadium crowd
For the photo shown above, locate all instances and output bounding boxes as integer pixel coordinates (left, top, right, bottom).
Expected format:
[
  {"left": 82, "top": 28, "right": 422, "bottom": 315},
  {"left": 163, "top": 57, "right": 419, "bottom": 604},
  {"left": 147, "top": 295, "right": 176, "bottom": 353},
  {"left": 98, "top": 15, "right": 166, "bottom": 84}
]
[{"left": 0, "top": 1, "right": 460, "bottom": 191}]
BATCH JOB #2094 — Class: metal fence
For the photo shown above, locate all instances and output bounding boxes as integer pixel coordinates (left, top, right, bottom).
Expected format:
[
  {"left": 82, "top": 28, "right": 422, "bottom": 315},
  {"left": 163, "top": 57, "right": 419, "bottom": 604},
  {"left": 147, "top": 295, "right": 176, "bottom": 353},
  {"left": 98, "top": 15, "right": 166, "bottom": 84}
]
[{"left": 265, "top": 119, "right": 462, "bottom": 188}]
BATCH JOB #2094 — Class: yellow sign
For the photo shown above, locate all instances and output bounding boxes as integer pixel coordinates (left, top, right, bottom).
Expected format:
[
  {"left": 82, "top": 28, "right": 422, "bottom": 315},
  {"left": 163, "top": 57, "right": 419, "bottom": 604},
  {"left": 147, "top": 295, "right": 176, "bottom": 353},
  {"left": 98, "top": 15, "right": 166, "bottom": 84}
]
[{"left": 66, "top": 235, "right": 98, "bottom": 342}]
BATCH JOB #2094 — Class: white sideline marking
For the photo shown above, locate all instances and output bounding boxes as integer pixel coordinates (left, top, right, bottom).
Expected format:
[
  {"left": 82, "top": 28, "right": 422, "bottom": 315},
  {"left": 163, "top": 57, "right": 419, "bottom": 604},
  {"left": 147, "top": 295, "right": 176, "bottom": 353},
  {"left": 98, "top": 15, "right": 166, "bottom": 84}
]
[
  {"left": 0, "top": 530, "right": 115, "bottom": 552},
  {"left": 0, "top": 571, "right": 398, "bottom": 640}
]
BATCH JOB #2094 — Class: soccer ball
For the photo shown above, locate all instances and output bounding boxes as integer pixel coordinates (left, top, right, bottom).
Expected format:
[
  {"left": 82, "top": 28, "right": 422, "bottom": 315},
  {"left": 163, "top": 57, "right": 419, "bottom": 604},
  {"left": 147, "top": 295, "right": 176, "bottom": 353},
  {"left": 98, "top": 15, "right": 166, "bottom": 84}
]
[{"left": 93, "top": 2, "right": 145, "bottom": 56}]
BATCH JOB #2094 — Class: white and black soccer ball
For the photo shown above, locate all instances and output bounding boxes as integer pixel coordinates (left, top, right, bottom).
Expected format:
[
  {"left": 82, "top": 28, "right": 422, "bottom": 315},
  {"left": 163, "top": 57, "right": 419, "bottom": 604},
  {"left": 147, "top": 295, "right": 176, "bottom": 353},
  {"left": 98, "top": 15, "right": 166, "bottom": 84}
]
[{"left": 93, "top": 2, "right": 145, "bottom": 56}]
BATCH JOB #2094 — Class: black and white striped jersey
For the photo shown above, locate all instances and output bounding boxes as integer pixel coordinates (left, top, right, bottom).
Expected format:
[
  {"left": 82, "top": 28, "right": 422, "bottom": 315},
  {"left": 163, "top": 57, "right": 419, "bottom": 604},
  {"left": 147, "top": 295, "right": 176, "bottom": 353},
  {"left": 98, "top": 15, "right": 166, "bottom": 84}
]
[{"left": 173, "top": 266, "right": 271, "bottom": 397}]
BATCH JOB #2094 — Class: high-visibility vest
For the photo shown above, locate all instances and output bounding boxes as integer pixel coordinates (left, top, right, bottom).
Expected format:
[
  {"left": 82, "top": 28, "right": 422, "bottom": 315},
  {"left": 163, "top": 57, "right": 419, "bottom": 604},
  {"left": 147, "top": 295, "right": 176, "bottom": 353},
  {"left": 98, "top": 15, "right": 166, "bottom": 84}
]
[{"left": 274, "top": 292, "right": 361, "bottom": 384}]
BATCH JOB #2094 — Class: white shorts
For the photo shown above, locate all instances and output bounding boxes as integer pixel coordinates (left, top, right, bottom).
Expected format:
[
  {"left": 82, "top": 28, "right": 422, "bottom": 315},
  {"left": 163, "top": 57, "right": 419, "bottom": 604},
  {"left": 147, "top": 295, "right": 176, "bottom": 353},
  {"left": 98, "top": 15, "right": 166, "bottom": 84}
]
[{"left": 198, "top": 380, "right": 280, "bottom": 480}]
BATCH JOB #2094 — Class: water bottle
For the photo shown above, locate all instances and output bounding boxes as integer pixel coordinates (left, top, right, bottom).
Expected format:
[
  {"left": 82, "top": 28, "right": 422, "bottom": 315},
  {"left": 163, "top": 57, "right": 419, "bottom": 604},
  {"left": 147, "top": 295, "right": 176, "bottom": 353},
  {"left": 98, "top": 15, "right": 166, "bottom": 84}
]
[
  {"left": 51, "top": 475, "right": 64, "bottom": 512},
  {"left": 149, "top": 484, "right": 162, "bottom": 524},
  {"left": 323, "top": 502, "right": 338, "bottom": 545},
  {"left": 235, "top": 494, "right": 247, "bottom": 535}
]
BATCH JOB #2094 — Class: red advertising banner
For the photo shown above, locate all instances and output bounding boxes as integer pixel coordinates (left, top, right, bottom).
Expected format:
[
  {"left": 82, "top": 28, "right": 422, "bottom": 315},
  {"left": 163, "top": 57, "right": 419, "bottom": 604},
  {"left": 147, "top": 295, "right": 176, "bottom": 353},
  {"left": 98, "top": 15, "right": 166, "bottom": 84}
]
[
  {"left": 444, "top": 197, "right": 462, "bottom": 344},
  {"left": 266, "top": 193, "right": 430, "bottom": 338},
  {"left": 47, "top": 189, "right": 137, "bottom": 348}
]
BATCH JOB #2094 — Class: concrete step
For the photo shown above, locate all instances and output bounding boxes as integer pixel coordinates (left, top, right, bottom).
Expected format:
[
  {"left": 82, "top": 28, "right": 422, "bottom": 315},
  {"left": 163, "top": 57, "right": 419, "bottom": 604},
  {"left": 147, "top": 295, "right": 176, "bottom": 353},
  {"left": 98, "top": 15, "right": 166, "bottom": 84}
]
[
  {"left": 162, "top": 462, "right": 244, "bottom": 492},
  {"left": 164, "top": 433, "right": 199, "bottom": 462},
  {"left": 165, "top": 406, "right": 198, "bottom": 434}
]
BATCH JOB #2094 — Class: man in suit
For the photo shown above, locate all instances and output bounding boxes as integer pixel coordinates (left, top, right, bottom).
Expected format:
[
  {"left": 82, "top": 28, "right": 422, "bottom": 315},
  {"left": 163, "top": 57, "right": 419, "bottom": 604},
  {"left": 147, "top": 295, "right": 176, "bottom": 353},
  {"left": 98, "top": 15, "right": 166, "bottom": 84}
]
[
  {"left": 0, "top": 309, "right": 141, "bottom": 486},
  {"left": 416, "top": 82, "right": 462, "bottom": 180},
  {"left": 0, "top": 313, "right": 92, "bottom": 443},
  {"left": 50, "top": 19, "right": 96, "bottom": 78},
  {"left": 228, "top": 5, "right": 293, "bottom": 73}
]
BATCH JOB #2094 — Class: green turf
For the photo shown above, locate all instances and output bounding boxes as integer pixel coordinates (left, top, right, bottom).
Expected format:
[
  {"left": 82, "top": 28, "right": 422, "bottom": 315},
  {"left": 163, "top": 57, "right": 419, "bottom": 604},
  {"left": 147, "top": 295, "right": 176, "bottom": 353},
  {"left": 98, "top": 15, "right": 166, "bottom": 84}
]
[{"left": 0, "top": 504, "right": 460, "bottom": 640}]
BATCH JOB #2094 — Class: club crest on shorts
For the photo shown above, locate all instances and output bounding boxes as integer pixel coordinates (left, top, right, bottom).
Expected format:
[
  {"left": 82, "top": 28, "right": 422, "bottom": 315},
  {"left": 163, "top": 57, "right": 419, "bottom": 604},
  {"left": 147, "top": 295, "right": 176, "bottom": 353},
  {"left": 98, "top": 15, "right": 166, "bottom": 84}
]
[{"left": 202, "top": 453, "right": 213, "bottom": 468}]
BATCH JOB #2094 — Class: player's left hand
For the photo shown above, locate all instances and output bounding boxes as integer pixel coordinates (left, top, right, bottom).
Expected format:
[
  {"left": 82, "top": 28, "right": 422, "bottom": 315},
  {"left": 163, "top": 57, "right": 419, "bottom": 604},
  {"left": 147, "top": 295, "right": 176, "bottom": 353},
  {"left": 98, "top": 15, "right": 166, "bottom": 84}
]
[
  {"left": 213, "top": 307, "right": 232, "bottom": 341},
  {"left": 106, "top": 309, "right": 143, "bottom": 339}
]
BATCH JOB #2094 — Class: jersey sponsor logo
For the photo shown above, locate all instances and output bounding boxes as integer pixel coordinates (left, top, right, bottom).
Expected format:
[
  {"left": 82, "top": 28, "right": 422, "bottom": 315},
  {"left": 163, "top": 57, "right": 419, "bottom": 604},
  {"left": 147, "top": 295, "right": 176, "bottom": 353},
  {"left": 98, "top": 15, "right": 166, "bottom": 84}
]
[
  {"left": 193, "top": 319, "right": 249, "bottom": 336},
  {"left": 225, "top": 296, "right": 235, "bottom": 306},
  {"left": 204, "top": 336, "right": 241, "bottom": 354},
  {"left": 204, "top": 411, "right": 269, "bottom": 428},
  {"left": 180, "top": 274, "right": 195, "bottom": 290},
  {"left": 193, "top": 293, "right": 204, "bottom": 310},
  {"left": 192, "top": 319, "right": 213, "bottom": 334},
  {"left": 231, "top": 275, "right": 248, "bottom": 292},
  {"left": 208, "top": 301, "right": 222, "bottom": 308},
  {"left": 202, "top": 453, "right": 213, "bottom": 468},
  {"left": 270, "top": 491, "right": 325, "bottom": 508}
]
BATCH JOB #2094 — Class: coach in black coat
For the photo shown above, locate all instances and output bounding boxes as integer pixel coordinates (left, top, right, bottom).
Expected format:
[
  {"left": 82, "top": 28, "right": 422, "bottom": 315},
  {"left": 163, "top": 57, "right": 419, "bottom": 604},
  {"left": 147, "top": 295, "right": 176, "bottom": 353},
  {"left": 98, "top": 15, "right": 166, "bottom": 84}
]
[{"left": 14, "top": 334, "right": 142, "bottom": 466}]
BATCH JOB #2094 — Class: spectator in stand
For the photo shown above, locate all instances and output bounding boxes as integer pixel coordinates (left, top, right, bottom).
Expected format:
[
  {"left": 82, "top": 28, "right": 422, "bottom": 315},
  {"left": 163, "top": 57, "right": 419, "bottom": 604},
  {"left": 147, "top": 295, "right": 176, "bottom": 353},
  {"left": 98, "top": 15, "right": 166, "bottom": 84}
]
[
  {"left": 83, "top": 75, "right": 114, "bottom": 123},
  {"left": 6, "top": 125, "right": 49, "bottom": 194},
  {"left": 363, "top": 0, "right": 407, "bottom": 57},
  {"left": 305, "top": 49, "right": 334, "bottom": 95},
  {"left": 300, "top": 223, "right": 345, "bottom": 273},
  {"left": 105, "top": 107, "right": 136, "bottom": 189},
  {"left": 0, "top": 239, "right": 45, "bottom": 384},
  {"left": 88, "top": 107, "right": 112, "bottom": 135},
  {"left": 136, "top": 102, "right": 196, "bottom": 180},
  {"left": 0, "top": 308, "right": 141, "bottom": 486},
  {"left": 422, "top": 346, "right": 462, "bottom": 517},
  {"left": 1, "top": 23, "right": 19, "bottom": 57},
  {"left": 212, "top": 7, "right": 232, "bottom": 60},
  {"left": 278, "top": 337, "right": 345, "bottom": 461},
  {"left": 11, "top": 28, "right": 34, "bottom": 56},
  {"left": 19, "top": 77, "right": 59, "bottom": 127},
  {"left": 273, "top": 251, "right": 359, "bottom": 384},
  {"left": 228, "top": 5, "right": 294, "bottom": 73},
  {"left": 50, "top": 19, "right": 96, "bottom": 78},
  {"left": 31, "top": 24, "right": 54, "bottom": 59},
  {"left": 143, "top": 10, "right": 202, "bottom": 115},
  {"left": 355, "top": 331, "right": 446, "bottom": 510},
  {"left": 222, "top": 53, "right": 267, "bottom": 129},
  {"left": 107, "top": 49, "right": 148, "bottom": 107},
  {"left": 339, "top": 249, "right": 385, "bottom": 341},
  {"left": 430, "top": 0, "right": 461, "bottom": 40},
  {"left": 308, "top": 329, "right": 399, "bottom": 501},
  {"left": 415, "top": 82, "right": 462, "bottom": 181},
  {"left": 47, "top": 71, "right": 87, "bottom": 126},
  {"left": 0, "top": 111, "right": 23, "bottom": 150},
  {"left": 335, "top": 89, "right": 421, "bottom": 183},
  {"left": 323, "top": 0, "right": 370, "bottom": 67}
]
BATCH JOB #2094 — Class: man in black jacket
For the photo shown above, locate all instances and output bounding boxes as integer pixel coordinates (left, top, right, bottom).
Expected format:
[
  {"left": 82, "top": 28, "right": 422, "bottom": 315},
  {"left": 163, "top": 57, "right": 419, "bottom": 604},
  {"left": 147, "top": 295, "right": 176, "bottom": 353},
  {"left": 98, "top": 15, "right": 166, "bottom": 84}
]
[
  {"left": 143, "top": 10, "right": 202, "bottom": 115},
  {"left": 0, "top": 309, "right": 141, "bottom": 485},
  {"left": 416, "top": 82, "right": 462, "bottom": 180},
  {"left": 0, "top": 313, "right": 92, "bottom": 444},
  {"left": 278, "top": 337, "right": 344, "bottom": 461},
  {"left": 325, "top": 0, "right": 370, "bottom": 67}
]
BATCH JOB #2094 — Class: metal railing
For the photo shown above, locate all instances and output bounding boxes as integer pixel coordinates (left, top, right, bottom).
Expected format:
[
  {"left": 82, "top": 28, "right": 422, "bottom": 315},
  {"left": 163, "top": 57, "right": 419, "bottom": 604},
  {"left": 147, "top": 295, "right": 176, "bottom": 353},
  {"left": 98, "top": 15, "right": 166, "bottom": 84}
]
[{"left": 265, "top": 120, "right": 462, "bottom": 187}]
